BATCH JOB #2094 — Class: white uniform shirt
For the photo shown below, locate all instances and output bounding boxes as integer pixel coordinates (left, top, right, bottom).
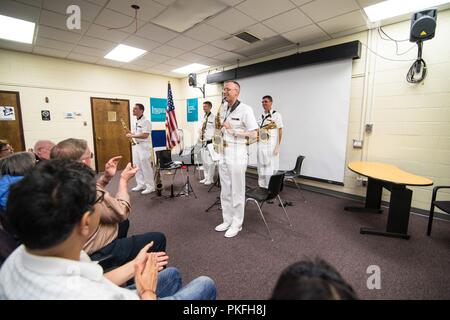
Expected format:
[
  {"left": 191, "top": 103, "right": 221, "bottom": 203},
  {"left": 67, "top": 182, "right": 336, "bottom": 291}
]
[
  {"left": 199, "top": 112, "right": 215, "bottom": 141},
  {"left": 0, "top": 245, "right": 139, "bottom": 300},
  {"left": 134, "top": 115, "right": 151, "bottom": 143},
  {"left": 221, "top": 101, "right": 258, "bottom": 145},
  {"left": 258, "top": 109, "right": 283, "bottom": 146}
]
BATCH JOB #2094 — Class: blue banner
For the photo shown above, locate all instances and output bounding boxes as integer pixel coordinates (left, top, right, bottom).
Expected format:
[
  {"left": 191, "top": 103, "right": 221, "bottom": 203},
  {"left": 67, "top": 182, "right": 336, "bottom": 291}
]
[
  {"left": 150, "top": 97, "right": 167, "bottom": 122},
  {"left": 187, "top": 98, "right": 198, "bottom": 122}
]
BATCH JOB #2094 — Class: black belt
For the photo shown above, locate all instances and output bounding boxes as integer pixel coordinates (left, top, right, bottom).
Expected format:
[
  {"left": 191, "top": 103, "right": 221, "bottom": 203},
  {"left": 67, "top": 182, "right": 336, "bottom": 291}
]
[{"left": 206, "top": 139, "right": 212, "bottom": 145}]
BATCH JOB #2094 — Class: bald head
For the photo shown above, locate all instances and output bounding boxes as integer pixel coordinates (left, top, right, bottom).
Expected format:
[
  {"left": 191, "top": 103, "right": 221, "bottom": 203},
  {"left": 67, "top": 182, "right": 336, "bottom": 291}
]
[{"left": 34, "top": 140, "right": 55, "bottom": 160}]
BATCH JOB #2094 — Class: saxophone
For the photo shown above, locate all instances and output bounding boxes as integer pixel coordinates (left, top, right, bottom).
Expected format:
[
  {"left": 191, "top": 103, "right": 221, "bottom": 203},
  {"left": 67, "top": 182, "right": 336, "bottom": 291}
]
[
  {"left": 213, "top": 100, "right": 226, "bottom": 154},
  {"left": 246, "top": 120, "right": 277, "bottom": 145},
  {"left": 120, "top": 118, "right": 137, "bottom": 146}
]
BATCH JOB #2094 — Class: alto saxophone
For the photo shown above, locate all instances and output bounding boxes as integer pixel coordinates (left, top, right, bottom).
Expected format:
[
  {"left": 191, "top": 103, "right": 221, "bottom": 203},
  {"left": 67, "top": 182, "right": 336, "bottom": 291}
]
[
  {"left": 120, "top": 118, "right": 137, "bottom": 146},
  {"left": 213, "top": 101, "right": 226, "bottom": 153}
]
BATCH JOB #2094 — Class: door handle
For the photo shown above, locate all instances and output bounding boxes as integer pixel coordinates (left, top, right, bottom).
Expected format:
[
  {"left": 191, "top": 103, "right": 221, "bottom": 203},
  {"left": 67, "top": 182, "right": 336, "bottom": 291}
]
[{"left": 97, "top": 137, "right": 102, "bottom": 141}]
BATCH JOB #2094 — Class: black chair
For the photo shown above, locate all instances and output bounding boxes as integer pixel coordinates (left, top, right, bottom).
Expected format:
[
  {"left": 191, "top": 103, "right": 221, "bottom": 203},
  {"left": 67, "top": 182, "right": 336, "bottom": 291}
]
[
  {"left": 281, "top": 155, "right": 306, "bottom": 202},
  {"left": 245, "top": 172, "right": 292, "bottom": 240},
  {"left": 427, "top": 186, "right": 450, "bottom": 236}
]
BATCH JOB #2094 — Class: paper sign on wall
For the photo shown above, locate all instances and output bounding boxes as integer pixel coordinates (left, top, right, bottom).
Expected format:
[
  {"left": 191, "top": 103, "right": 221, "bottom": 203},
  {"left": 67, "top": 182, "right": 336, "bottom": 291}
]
[
  {"left": 187, "top": 98, "right": 198, "bottom": 122},
  {"left": 0, "top": 106, "right": 15, "bottom": 121},
  {"left": 150, "top": 98, "right": 167, "bottom": 122}
]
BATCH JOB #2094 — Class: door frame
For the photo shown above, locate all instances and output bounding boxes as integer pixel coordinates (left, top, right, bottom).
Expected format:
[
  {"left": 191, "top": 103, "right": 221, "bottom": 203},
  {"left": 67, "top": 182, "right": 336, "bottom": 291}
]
[
  {"left": 90, "top": 97, "right": 132, "bottom": 173},
  {"left": 0, "top": 90, "right": 25, "bottom": 151}
]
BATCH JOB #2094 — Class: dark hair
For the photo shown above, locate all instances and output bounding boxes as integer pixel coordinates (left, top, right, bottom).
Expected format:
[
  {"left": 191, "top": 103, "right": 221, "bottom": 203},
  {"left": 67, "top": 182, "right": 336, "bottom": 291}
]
[
  {"left": 0, "top": 139, "right": 9, "bottom": 150},
  {"left": 262, "top": 95, "right": 273, "bottom": 102},
  {"left": 203, "top": 101, "right": 212, "bottom": 108},
  {"left": 270, "top": 259, "right": 357, "bottom": 300},
  {"left": 0, "top": 152, "right": 36, "bottom": 176},
  {"left": 135, "top": 103, "right": 145, "bottom": 111},
  {"left": 50, "top": 138, "right": 87, "bottom": 161},
  {"left": 6, "top": 159, "right": 97, "bottom": 250}
]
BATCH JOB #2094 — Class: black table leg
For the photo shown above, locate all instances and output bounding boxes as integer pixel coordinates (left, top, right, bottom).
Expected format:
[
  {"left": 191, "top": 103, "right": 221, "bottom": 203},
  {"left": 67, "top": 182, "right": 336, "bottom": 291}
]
[{"left": 345, "top": 178, "right": 383, "bottom": 213}]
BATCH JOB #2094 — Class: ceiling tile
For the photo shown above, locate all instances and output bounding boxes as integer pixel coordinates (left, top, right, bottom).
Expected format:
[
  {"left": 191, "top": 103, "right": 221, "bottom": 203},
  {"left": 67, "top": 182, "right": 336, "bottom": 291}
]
[
  {"left": 144, "top": 67, "right": 164, "bottom": 75},
  {"left": 95, "top": 8, "right": 146, "bottom": 34},
  {"left": 330, "top": 24, "right": 367, "bottom": 38},
  {"left": 39, "top": 10, "right": 85, "bottom": 33},
  {"left": 152, "top": 0, "right": 176, "bottom": 6},
  {"left": 300, "top": 0, "right": 360, "bottom": 22},
  {"left": 135, "top": 23, "right": 178, "bottom": 43},
  {"left": 214, "top": 51, "right": 246, "bottom": 63},
  {"left": 96, "top": 58, "right": 123, "bottom": 67},
  {"left": 218, "top": 0, "right": 245, "bottom": 6},
  {"left": 165, "top": 57, "right": 190, "bottom": 67},
  {"left": 290, "top": 0, "right": 314, "bottom": 6},
  {"left": 205, "top": 8, "right": 257, "bottom": 34},
  {"left": 85, "top": 24, "right": 129, "bottom": 42},
  {"left": 183, "top": 24, "right": 228, "bottom": 43},
  {"left": 234, "top": 35, "right": 292, "bottom": 56},
  {"left": 166, "top": 35, "right": 205, "bottom": 51},
  {"left": 162, "top": 71, "right": 185, "bottom": 78},
  {"left": 35, "top": 36, "right": 75, "bottom": 51},
  {"left": 318, "top": 10, "right": 367, "bottom": 34},
  {"left": 106, "top": 0, "right": 166, "bottom": 21},
  {"left": 67, "top": 52, "right": 99, "bottom": 63},
  {"left": 42, "top": 0, "right": 103, "bottom": 22},
  {"left": 122, "top": 35, "right": 161, "bottom": 51},
  {"left": 200, "top": 57, "right": 222, "bottom": 67},
  {"left": 235, "top": 0, "right": 295, "bottom": 21},
  {"left": 33, "top": 45, "right": 69, "bottom": 58},
  {"left": 245, "top": 23, "right": 276, "bottom": 40},
  {"left": 127, "top": 57, "right": 157, "bottom": 67},
  {"left": 84, "top": 0, "right": 109, "bottom": 6},
  {"left": 152, "top": 44, "right": 185, "bottom": 57},
  {"left": 147, "top": 63, "right": 176, "bottom": 72},
  {"left": 211, "top": 37, "right": 248, "bottom": 51},
  {"left": 193, "top": 44, "right": 225, "bottom": 57},
  {"left": 14, "top": 0, "right": 42, "bottom": 8},
  {"left": 262, "top": 8, "right": 312, "bottom": 34},
  {"left": 72, "top": 45, "right": 107, "bottom": 57},
  {"left": 37, "top": 25, "right": 82, "bottom": 43},
  {"left": 282, "top": 24, "right": 331, "bottom": 45},
  {"left": 0, "top": 0, "right": 41, "bottom": 22},
  {"left": 177, "top": 51, "right": 207, "bottom": 63},
  {"left": 0, "top": 39, "right": 33, "bottom": 52},
  {"left": 140, "top": 51, "right": 171, "bottom": 63},
  {"left": 356, "top": 0, "right": 384, "bottom": 8},
  {"left": 78, "top": 35, "right": 117, "bottom": 50},
  {"left": 120, "top": 63, "right": 149, "bottom": 72}
]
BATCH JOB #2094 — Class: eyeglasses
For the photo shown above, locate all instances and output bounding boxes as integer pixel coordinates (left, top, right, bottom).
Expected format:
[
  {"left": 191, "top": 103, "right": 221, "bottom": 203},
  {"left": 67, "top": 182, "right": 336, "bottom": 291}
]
[
  {"left": 81, "top": 152, "right": 94, "bottom": 161},
  {"left": 223, "top": 88, "right": 236, "bottom": 92},
  {"left": 93, "top": 189, "right": 105, "bottom": 205}
]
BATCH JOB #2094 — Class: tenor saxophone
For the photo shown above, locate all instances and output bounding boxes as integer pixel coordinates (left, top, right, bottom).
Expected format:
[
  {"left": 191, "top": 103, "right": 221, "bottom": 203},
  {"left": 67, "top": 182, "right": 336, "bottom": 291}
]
[{"left": 213, "top": 101, "right": 226, "bottom": 153}]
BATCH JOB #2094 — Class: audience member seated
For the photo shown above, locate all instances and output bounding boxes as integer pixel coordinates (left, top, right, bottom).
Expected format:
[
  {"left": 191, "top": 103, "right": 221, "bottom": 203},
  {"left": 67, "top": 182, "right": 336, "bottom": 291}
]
[
  {"left": 0, "top": 160, "right": 216, "bottom": 299},
  {"left": 0, "top": 152, "right": 36, "bottom": 212},
  {"left": 270, "top": 259, "right": 357, "bottom": 300},
  {"left": 0, "top": 140, "right": 14, "bottom": 159},
  {"left": 50, "top": 138, "right": 166, "bottom": 267},
  {"left": 33, "top": 140, "right": 55, "bottom": 162}
]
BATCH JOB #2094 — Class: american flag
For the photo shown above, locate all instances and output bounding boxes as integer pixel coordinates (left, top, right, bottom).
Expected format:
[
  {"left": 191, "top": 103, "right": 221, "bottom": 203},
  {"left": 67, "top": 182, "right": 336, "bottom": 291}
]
[{"left": 165, "top": 82, "right": 179, "bottom": 149}]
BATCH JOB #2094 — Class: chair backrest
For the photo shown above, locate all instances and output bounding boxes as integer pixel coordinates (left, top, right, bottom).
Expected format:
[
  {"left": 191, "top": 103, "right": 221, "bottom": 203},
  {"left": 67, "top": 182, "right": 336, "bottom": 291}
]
[
  {"left": 156, "top": 150, "right": 173, "bottom": 168},
  {"left": 293, "top": 155, "right": 305, "bottom": 175},
  {"left": 267, "top": 172, "right": 285, "bottom": 200}
]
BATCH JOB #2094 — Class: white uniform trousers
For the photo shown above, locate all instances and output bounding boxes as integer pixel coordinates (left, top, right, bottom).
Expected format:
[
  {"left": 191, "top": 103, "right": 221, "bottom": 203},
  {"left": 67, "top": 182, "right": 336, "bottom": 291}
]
[
  {"left": 132, "top": 142, "right": 155, "bottom": 189},
  {"left": 219, "top": 143, "right": 248, "bottom": 228},
  {"left": 257, "top": 144, "right": 279, "bottom": 188},
  {"left": 201, "top": 144, "right": 216, "bottom": 182}
]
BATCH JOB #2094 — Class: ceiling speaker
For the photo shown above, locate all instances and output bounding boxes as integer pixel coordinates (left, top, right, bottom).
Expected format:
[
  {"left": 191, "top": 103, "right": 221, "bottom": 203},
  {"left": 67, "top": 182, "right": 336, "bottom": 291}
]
[{"left": 410, "top": 8, "right": 437, "bottom": 42}]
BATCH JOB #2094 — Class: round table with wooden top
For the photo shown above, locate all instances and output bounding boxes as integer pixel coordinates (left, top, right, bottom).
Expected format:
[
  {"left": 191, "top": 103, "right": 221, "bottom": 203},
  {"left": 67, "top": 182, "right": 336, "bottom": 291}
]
[{"left": 345, "top": 161, "right": 433, "bottom": 239}]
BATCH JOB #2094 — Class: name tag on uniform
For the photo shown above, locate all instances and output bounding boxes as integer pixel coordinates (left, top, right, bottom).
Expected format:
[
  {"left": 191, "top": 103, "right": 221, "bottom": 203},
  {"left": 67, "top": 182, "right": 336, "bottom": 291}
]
[{"left": 231, "top": 117, "right": 240, "bottom": 120}]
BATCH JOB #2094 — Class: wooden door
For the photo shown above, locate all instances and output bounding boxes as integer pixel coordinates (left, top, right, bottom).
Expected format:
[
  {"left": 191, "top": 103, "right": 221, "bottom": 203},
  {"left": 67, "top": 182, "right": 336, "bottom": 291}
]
[
  {"left": 91, "top": 97, "right": 131, "bottom": 172},
  {"left": 0, "top": 91, "right": 25, "bottom": 152}
]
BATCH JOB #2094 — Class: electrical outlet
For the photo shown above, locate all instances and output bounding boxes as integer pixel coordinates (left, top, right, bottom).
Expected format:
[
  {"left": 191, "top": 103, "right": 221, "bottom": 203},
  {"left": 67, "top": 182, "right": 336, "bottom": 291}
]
[
  {"left": 356, "top": 176, "right": 368, "bottom": 186},
  {"left": 353, "top": 139, "right": 363, "bottom": 149}
]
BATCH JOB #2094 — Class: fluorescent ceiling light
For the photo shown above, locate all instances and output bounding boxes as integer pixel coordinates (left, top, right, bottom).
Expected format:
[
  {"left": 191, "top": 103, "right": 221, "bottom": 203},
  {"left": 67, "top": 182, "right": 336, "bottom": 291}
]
[
  {"left": 364, "top": 0, "right": 450, "bottom": 22},
  {"left": 0, "top": 14, "right": 35, "bottom": 44},
  {"left": 172, "top": 63, "right": 209, "bottom": 74},
  {"left": 104, "top": 44, "right": 146, "bottom": 62}
]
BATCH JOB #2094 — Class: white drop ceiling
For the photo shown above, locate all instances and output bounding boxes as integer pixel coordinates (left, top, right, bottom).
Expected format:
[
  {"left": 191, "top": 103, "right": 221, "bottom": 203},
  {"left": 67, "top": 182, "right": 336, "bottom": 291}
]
[{"left": 0, "top": 0, "right": 446, "bottom": 78}]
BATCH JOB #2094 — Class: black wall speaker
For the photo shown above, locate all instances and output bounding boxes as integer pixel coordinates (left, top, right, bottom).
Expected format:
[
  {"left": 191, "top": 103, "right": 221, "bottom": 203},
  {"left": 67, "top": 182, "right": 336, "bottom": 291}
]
[
  {"left": 188, "top": 73, "right": 197, "bottom": 87},
  {"left": 410, "top": 8, "right": 437, "bottom": 42}
]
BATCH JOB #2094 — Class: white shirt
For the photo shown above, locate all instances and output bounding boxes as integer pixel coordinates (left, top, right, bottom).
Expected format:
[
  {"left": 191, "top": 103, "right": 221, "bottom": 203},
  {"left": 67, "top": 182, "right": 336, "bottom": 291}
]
[
  {"left": 199, "top": 112, "right": 215, "bottom": 141},
  {"left": 0, "top": 245, "right": 139, "bottom": 300},
  {"left": 258, "top": 109, "right": 283, "bottom": 145},
  {"left": 220, "top": 101, "right": 258, "bottom": 145},
  {"left": 134, "top": 115, "right": 151, "bottom": 143}
]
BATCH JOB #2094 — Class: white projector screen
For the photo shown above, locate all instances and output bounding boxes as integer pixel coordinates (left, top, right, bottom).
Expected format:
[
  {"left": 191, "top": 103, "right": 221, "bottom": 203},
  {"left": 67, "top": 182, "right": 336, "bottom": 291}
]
[{"left": 239, "top": 58, "right": 353, "bottom": 184}]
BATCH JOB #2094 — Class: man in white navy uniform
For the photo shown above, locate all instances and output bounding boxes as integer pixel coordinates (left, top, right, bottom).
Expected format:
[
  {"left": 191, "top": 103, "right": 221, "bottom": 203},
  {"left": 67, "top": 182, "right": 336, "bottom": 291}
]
[
  {"left": 127, "top": 103, "right": 155, "bottom": 195},
  {"left": 257, "top": 95, "right": 284, "bottom": 188},
  {"left": 199, "top": 101, "right": 216, "bottom": 185},
  {"left": 215, "top": 81, "right": 258, "bottom": 238}
]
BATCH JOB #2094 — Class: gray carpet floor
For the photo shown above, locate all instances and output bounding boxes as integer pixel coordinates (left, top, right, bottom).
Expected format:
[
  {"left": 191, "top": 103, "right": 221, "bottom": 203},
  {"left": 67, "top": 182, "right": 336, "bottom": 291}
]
[{"left": 104, "top": 168, "right": 450, "bottom": 299}]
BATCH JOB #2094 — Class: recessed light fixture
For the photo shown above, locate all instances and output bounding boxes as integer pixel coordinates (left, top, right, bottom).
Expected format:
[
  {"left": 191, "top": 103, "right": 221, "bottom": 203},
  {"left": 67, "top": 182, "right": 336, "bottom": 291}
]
[
  {"left": 172, "top": 63, "right": 209, "bottom": 74},
  {"left": 364, "top": 0, "right": 450, "bottom": 22},
  {"left": 0, "top": 14, "right": 35, "bottom": 44},
  {"left": 104, "top": 44, "right": 146, "bottom": 62}
]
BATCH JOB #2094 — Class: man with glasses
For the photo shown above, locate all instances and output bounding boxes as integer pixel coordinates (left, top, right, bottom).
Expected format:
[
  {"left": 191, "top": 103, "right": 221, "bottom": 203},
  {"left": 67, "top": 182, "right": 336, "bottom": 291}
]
[
  {"left": 257, "top": 95, "right": 283, "bottom": 188},
  {"left": 0, "top": 140, "right": 14, "bottom": 159},
  {"left": 215, "top": 81, "right": 258, "bottom": 238},
  {"left": 50, "top": 138, "right": 166, "bottom": 267}
]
